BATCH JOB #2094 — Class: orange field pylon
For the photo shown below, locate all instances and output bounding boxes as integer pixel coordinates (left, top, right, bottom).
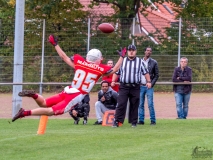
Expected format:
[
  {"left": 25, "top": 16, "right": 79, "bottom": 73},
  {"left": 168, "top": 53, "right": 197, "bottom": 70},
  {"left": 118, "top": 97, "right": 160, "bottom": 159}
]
[
  {"left": 37, "top": 115, "right": 48, "bottom": 135},
  {"left": 102, "top": 110, "right": 115, "bottom": 126}
]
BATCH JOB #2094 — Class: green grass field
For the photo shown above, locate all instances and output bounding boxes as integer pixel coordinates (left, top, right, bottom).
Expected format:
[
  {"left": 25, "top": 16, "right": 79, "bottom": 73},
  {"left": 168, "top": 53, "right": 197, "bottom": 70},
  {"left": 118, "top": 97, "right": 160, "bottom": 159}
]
[{"left": 0, "top": 119, "right": 212, "bottom": 160}]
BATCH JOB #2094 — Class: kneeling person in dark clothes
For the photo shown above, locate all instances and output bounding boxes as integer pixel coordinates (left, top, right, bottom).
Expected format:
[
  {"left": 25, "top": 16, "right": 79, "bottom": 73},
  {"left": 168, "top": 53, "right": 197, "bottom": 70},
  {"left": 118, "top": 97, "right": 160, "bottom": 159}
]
[
  {"left": 94, "top": 81, "right": 118, "bottom": 125},
  {"left": 69, "top": 94, "right": 90, "bottom": 125}
]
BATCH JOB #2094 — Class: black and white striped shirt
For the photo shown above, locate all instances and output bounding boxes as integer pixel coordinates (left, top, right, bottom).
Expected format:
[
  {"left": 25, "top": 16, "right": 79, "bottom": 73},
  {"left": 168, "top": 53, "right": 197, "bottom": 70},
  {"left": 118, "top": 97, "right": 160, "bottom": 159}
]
[{"left": 117, "top": 57, "right": 148, "bottom": 84}]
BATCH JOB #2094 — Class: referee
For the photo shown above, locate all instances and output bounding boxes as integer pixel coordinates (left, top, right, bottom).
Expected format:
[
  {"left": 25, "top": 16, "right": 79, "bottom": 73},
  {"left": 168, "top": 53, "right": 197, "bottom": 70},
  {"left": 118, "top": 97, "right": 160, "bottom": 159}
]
[{"left": 111, "top": 44, "right": 151, "bottom": 127}]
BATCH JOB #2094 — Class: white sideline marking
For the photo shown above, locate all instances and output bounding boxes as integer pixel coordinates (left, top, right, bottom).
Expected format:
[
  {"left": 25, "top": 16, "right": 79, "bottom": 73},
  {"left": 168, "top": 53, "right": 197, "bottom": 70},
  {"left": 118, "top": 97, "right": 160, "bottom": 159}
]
[
  {"left": 0, "top": 134, "right": 37, "bottom": 142},
  {"left": 0, "top": 130, "right": 91, "bottom": 142}
]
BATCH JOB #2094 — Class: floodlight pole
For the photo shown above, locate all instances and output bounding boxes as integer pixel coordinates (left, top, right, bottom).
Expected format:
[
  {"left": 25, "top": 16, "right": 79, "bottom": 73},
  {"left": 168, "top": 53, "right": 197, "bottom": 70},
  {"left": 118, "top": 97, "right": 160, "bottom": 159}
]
[{"left": 12, "top": 0, "right": 25, "bottom": 117}]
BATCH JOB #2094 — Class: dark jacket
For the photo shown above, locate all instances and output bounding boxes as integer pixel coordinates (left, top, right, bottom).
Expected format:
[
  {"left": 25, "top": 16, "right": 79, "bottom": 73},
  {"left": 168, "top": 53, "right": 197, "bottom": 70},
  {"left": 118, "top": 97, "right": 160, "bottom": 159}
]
[
  {"left": 98, "top": 87, "right": 118, "bottom": 109},
  {"left": 172, "top": 66, "right": 192, "bottom": 94},
  {"left": 147, "top": 58, "right": 159, "bottom": 87}
]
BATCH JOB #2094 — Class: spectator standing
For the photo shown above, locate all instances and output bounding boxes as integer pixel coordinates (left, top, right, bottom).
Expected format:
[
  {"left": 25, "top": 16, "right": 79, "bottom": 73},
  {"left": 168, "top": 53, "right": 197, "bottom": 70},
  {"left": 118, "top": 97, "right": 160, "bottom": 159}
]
[
  {"left": 94, "top": 81, "right": 118, "bottom": 125},
  {"left": 69, "top": 94, "right": 90, "bottom": 125},
  {"left": 172, "top": 57, "right": 192, "bottom": 119},
  {"left": 102, "top": 60, "right": 119, "bottom": 92},
  {"left": 138, "top": 47, "right": 159, "bottom": 125},
  {"left": 111, "top": 44, "right": 151, "bottom": 127}
]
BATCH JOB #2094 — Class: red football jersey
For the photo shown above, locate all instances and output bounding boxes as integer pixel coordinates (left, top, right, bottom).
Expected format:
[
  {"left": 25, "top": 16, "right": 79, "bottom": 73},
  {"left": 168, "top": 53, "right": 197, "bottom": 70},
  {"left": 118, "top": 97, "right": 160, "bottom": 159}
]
[{"left": 71, "top": 54, "right": 112, "bottom": 94}]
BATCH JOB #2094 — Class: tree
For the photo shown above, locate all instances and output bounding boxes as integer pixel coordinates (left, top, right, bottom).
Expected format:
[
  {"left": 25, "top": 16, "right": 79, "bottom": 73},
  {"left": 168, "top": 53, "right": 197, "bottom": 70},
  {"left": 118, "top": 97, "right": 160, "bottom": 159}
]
[
  {"left": 90, "top": 0, "right": 182, "bottom": 18},
  {"left": 0, "top": 0, "right": 15, "bottom": 21},
  {"left": 25, "top": 0, "right": 87, "bottom": 26},
  {"left": 89, "top": 0, "right": 150, "bottom": 40},
  {"left": 23, "top": 0, "right": 90, "bottom": 56},
  {"left": 0, "top": 0, "right": 15, "bottom": 57},
  {"left": 158, "top": 0, "right": 213, "bottom": 56},
  {"left": 88, "top": 0, "right": 184, "bottom": 42},
  {"left": 172, "top": 0, "right": 213, "bottom": 18}
]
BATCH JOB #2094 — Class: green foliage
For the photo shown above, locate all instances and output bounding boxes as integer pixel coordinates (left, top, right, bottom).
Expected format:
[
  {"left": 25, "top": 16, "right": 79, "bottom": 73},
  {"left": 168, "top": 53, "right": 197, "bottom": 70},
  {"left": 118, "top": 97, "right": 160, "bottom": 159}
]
[
  {"left": 25, "top": 0, "right": 87, "bottom": 22},
  {"left": 154, "top": 85, "right": 173, "bottom": 92},
  {"left": 22, "top": 0, "right": 90, "bottom": 57},
  {"left": 0, "top": 22, "right": 14, "bottom": 56},
  {"left": 0, "top": 56, "right": 13, "bottom": 81},
  {"left": 192, "top": 56, "right": 213, "bottom": 92},
  {"left": 89, "top": 18, "right": 132, "bottom": 56},
  {"left": 0, "top": 85, "right": 12, "bottom": 92},
  {"left": 0, "top": 0, "right": 15, "bottom": 21},
  {"left": 0, "top": 0, "right": 15, "bottom": 56},
  {"left": 155, "top": 17, "right": 213, "bottom": 56},
  {"left": 173, "top": 0, "right": 213, "bottom": 18},
  {"left": 91, "top": 0, "right": 174, "bottom": 18},
  {"left": 1, "top": 119, "right": 213, "bottom": 160}
]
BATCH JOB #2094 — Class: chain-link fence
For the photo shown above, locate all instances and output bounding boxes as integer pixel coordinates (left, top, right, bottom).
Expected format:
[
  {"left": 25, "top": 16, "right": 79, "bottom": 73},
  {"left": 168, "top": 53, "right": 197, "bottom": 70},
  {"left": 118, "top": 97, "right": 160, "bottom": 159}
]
[{"left": 1, "top": 17, "right": 213, "bottom": 92}]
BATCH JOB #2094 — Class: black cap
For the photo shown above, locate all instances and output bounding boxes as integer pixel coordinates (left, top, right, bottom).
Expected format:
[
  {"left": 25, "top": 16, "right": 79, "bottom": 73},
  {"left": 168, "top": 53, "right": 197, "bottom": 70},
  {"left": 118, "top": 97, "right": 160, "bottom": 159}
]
[{"left": 127, "top": 44, "right": 137, "bottom": 50}]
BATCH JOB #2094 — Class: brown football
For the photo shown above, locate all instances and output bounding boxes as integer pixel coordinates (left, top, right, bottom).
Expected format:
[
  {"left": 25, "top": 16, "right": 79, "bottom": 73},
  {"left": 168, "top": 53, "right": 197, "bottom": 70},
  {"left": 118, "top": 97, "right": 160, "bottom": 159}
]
[{"left": 98, "top": 23, "right": 114, "bottom": 33}]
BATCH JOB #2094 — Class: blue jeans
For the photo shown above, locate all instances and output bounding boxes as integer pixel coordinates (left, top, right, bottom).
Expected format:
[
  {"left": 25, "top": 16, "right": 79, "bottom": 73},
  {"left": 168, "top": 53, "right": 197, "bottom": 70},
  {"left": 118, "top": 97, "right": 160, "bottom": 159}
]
[
  {"left": 138, "top": 86, "right": 156, "bottom": 122},
  {"left": 174, "top": 92, "right": 191, "bottom": 119}
]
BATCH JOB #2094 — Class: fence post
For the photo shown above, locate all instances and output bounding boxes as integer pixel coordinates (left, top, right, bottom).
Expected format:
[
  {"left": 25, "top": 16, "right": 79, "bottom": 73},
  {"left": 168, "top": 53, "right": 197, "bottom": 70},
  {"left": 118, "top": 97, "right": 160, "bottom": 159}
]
[
  {"left": 87, "top": 18, "right": 91, "bottom": 53},
  {"left": 39, "top": 19, "right": 45, "bottom": 95},
  {"left": 132, "top": 17, "right": 135, "bottom": 45},
  {"left": 178, "top": 17, "right": 182, "bottom": 67}
]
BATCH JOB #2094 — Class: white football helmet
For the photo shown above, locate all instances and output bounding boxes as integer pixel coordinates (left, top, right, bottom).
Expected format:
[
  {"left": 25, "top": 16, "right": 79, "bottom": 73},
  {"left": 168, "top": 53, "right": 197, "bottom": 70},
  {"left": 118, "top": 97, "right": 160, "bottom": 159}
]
[{"left": 86, "top": 49, "right": 103, "bottom": 64}]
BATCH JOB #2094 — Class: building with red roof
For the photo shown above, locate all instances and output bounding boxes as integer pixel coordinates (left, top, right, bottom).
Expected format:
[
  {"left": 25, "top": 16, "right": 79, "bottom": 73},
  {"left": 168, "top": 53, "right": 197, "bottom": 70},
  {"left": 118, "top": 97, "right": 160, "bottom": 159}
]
[{"left": 79, "top": 0, "right": 177, "bottom": 44}]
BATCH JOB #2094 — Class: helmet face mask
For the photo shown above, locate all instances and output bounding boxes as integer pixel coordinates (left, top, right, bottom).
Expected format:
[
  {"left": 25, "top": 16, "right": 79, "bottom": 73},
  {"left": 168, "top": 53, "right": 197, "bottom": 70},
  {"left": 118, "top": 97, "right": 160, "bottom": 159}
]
[{"left": 86, "top": 49, "right": 103, "bottom": 64}]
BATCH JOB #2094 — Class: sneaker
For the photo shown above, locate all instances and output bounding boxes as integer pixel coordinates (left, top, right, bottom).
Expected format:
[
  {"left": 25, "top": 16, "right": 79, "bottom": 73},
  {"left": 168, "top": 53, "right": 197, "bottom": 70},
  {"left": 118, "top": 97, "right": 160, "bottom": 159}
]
[
  {"left": 150, "top": 121, "right": 156, "bottom": 125},
  {"left": 18, "top": 90, "right": 36, "bottom": 97},
  {"left": 74, "top": 119, "right": 79, "bottom": 125},
  {"left": 93, "top": 121, "right": 102, "bottom": 125},
  {"left": 137, "top": 121, "right": 144, "bottom": 125},
  {"left": 83, "top": 120, "right": 87, "bottom": 125},
  {"left": 112, "top": 120, "right": 120, "bottom": 128},
  {"left": 12, "top": 108, "right": 25, "bottom": 122},
  {"left": 118, "top": 122, "right": 122, "bottom": 127},
  {"left": 131, "top": 123, "right": 137, "bottom": 127},
  {"left": 74, "top": 117, "right": 80, "bottom": 125}
]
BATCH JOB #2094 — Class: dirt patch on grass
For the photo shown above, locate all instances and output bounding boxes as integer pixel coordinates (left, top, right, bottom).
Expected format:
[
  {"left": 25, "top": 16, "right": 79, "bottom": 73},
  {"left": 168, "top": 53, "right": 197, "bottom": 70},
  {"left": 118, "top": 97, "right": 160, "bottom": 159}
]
[{"left": 1, "top": 92, "right": 213, "bottom": 120}]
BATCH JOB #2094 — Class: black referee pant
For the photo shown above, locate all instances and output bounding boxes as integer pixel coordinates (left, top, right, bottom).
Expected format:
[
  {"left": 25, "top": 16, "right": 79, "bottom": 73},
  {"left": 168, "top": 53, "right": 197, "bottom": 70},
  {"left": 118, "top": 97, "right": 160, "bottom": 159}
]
[{"left": 114, "top": 83, "right": 140, "bottom": 124}]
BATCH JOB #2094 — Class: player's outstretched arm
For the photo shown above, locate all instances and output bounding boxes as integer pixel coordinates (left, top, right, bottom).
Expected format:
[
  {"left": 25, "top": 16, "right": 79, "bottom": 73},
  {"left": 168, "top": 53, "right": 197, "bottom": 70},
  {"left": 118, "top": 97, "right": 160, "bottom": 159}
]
[
  {"left": 54, "top": 45, "right": 75, "bottom": 69},
  {"left": 48, "top": 35, "right": 74, "bottom": 69},
  {"left": 111, "top": 57, "right": 123, "bottom": 73}
]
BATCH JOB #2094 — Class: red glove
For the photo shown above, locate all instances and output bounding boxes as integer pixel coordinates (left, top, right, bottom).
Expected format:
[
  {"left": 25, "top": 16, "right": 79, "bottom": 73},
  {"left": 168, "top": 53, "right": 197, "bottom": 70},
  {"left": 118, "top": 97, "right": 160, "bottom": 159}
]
[
  {"left": 117, "top": 47, "right": 127, "bottom": 58},
  {"left": 48, "top": 35, "right": 58, "bottom": 46}
]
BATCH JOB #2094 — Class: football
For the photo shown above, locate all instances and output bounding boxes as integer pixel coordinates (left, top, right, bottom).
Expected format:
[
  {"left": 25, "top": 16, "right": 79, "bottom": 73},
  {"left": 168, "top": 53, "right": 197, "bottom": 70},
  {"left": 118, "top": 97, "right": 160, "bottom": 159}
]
[{"left": 98, "top": 23, "right": 114, "bottom": 33}]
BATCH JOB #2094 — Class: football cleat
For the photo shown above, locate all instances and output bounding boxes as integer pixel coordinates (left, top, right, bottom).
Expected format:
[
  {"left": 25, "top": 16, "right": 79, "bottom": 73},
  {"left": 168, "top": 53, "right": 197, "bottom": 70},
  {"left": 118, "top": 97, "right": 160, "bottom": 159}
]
[
  {"left": 12, "top": 108, "right": 25, "bottom": 122},
  {"left": 18, "top": 90, "right": 36, "bottom": 97}
]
